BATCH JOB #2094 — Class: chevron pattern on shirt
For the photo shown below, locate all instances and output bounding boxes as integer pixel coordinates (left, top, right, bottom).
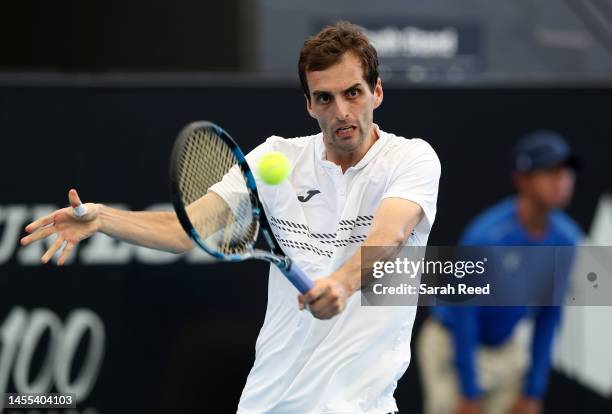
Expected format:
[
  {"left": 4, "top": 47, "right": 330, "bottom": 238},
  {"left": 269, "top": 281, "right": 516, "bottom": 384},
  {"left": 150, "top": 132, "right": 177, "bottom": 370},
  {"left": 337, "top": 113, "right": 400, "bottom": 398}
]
[
  {"left": 275, "top": 237, "right": 333, "bottom": 258},
  {"left": 269, "top": 215, "right": 373, "bottom": 258},
  {"left": 269, "top": 215, "right": 373, "bottom": 239}
]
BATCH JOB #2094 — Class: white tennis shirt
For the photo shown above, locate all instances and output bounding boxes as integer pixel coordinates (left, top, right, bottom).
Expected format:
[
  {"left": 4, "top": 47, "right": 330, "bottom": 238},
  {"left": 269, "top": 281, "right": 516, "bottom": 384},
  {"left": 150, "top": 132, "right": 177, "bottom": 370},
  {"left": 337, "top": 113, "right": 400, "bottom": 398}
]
[{"left": 212, "top": 125, "right": 440, "bottom": 414}]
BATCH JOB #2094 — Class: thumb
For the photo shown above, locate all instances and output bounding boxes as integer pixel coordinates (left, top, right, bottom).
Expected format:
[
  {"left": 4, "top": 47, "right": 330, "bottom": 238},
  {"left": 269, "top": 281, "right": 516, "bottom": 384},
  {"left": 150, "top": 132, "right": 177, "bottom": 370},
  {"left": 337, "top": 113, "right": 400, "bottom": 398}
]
[
  {"left": 69, "top": 188, "right": 89, "bottom": 218},
  {"left": 298, "top": 295, "right": 305, "bottom": 310},
  {"left": 68, "top": 188, "right": 82, "bottom": 208}
]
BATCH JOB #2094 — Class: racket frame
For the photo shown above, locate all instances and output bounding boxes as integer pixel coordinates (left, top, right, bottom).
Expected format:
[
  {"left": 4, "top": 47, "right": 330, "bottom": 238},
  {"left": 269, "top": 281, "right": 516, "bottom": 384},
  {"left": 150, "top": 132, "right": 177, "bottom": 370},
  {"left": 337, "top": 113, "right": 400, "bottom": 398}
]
[{"left": 169, "top": 121, "right": 312, "bottom": 292}]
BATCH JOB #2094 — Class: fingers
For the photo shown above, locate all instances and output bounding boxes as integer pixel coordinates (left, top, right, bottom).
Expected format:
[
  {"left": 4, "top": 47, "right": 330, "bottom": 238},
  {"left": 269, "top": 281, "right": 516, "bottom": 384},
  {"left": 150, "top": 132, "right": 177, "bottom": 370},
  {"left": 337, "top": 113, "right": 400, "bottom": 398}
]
[
  {"left": 25, "top": 189, "right": 82, "bottom": 233},
  {"left": 21, "top": 225, "right": 55, "bottom": 246},
  {"left": 298, "top": 283, "right": 325, "bottom": 314},
  {"left": 302, "top": 281, "right": 346, "bottom": 319},
  {"left": 21, "top": 188, "right": 84, "bottom": 266},
  {"left": 309, "top": 295, "right": 341, "bottom": 319},
  {"left": 68, "top": 188, "right": 82, "bottom": 208},
  {"left": 41, "top": 236, "right": 65, "bottom": 264},
  {"left": 57, "top": 242, "right": 75, "bottom": 266},
  {"left": 302, "top": 283, "right": 327, "bottom": 306},
  {"left": 24, "top": 214, "right": 55, "bottom": 234}
]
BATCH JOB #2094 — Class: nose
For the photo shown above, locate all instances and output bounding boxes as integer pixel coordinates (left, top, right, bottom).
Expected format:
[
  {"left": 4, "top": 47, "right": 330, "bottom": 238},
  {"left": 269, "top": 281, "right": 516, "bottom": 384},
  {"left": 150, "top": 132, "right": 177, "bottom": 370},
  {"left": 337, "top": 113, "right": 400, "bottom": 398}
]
[
  {"left": 332, "top": 98, "right": 349, "bottom": 121},
  {"left": 552, "top": 167, "right": 575, "bottom": 194}
]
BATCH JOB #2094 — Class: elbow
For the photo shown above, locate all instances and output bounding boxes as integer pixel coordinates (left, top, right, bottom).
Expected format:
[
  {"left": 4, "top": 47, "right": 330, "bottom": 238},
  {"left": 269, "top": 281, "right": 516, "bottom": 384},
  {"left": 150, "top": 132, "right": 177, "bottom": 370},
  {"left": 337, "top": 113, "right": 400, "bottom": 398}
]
[
  {"left": 169, "top": 213, "right": 194, "bottom": 254},
  {"left": 174, "top": 238, "right": 194, "bottom": 254},
  {"left": 389, "top": 231, "right": 407, "bottom": 247},
  {"left": 389, "top": 225, "right": 413, "bottom": 246},
  {"left": 395, "top": 232, "right": 410, "bottom": 246},
  {"left": 373, "top": 228, "right": 409, "bottom": 247},
  {"left": 165, "top": 230, "right": 194, "bottom": 254}
]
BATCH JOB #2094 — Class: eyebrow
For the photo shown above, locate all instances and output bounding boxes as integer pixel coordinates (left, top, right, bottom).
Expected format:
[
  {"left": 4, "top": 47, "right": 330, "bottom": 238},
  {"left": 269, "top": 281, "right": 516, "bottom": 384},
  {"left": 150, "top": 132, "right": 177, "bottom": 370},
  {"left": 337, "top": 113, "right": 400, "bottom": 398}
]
[{"left": 311, "top": 83, "right": 362, "bottom": 97}]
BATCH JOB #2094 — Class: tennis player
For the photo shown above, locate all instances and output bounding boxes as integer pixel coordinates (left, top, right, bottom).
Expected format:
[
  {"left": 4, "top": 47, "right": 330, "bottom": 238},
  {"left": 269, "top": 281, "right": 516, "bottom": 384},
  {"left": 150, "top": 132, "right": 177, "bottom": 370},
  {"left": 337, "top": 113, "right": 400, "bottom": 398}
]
[
  {"left": 21, "top": 21, "right": 441, "bottom": 413},
  {"left": 417, "top": 131, "right": 582, "bottom": 414}
]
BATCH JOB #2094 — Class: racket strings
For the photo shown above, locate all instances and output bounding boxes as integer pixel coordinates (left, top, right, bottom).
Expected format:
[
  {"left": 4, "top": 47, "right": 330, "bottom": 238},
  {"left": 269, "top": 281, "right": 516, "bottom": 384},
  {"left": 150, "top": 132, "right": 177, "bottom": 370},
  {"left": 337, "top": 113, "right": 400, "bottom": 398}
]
[{"left": 177, "top": 127, "right": 258, "bottom": 256}]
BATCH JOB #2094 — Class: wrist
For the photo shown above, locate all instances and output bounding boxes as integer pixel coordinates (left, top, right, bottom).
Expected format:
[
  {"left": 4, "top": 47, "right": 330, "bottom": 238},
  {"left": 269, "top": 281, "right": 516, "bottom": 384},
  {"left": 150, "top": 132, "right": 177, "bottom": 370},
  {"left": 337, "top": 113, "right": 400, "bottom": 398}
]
[
  {"left": 95, "top": 203, "right": 107, "bottom": 233},
  {"left": 332, "top": 269, "right": 359, "bottom": 295}
]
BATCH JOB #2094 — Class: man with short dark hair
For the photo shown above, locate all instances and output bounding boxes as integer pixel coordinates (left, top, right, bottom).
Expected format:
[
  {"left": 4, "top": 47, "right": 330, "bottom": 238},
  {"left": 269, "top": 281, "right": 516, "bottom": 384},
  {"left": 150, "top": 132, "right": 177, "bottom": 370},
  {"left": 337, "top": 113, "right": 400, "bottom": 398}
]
[
  {"left": 22, "top": 21, "right": 440, "bottom": 413},
  {"left": 417, "top": 131, "right": 582, "bottom": 414}
]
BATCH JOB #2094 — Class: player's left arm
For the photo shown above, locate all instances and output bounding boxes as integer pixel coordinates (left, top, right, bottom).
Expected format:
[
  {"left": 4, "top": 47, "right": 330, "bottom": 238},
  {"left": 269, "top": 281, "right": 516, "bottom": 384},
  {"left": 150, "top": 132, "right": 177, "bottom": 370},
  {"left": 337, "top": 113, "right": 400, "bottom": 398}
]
[{"left": 299, "top": 197, "right": 423, "bottom": 319}]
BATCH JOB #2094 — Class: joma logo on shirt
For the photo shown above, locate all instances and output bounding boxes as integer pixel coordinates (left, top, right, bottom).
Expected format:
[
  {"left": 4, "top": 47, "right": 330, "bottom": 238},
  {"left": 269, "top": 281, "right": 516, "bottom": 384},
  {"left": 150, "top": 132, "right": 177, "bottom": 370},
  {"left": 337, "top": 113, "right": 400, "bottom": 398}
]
[{"left": 297, "top": 190, "right": 321, "bottom": 203}]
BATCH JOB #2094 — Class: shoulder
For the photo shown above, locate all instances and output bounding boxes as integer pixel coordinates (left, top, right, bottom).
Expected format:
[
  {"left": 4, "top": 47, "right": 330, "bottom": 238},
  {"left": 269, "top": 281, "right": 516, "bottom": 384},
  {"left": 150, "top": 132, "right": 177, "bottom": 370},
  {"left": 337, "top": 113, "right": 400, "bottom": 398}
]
[
  {"left": 550, "top": 210, "right": 584, "bottom": 244},
  {"left": 264, "top": 134, "right": 315, "bottom": 152},
  {"left": 460, "top": 198, "right": 517, "bottom": 244},
  {"left": 246, "top": 133, "right": 317, "bottom": 164},
  {"left": 381, "top": 131, "right": 441, "bottom": 174},
  {"left": 384, "top": 132, "right": 439, "bottom": 160}
]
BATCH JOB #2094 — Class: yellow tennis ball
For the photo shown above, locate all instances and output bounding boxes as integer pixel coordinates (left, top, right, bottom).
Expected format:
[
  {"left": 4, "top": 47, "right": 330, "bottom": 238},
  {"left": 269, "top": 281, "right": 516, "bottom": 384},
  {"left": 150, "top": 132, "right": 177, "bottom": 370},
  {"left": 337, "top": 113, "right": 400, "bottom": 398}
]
[{"left": 257, "top": 152, "right": 291, "bottom": 185}]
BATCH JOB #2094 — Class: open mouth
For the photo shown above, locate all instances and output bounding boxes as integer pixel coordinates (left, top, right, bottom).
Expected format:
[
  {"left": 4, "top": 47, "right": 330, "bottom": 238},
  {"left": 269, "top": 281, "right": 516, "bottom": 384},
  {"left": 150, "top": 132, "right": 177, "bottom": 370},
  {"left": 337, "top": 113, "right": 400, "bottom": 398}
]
[{"left": 334, "top": 125, "right": 356, "bottom": 138}]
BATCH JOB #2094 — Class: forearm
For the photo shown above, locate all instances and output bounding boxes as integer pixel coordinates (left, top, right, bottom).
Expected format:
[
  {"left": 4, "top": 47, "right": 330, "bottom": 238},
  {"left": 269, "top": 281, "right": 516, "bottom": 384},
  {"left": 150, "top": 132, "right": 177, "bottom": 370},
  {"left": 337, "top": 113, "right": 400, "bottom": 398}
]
[
  {"left": 98, "top": 204, "right": 193, "bottom": 253},
  {"left": 452, "top": 310, "right": 482, "bottom": 398},
  {"left": 301, "top": 199, "right": 423, "bottom": 319},
  {"left": 333, "top": 228, "right": 406, "bottom": 293},
  {"left": 525, "top": 307, "right": 561, "bottom": 397}
]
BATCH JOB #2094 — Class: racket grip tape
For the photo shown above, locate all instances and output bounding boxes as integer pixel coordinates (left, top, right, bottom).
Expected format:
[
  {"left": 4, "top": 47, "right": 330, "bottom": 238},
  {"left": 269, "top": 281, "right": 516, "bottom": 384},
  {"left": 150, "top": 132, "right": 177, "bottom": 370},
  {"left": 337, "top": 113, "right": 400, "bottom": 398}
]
[{"left": 278, "top": 263, "right": 314, "bottom": 294}]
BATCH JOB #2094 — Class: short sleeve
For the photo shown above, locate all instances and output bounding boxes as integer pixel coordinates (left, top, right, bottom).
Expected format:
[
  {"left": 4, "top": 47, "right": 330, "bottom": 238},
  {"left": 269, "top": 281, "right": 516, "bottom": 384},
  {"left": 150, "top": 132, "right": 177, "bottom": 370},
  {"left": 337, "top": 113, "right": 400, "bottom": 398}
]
[
  {"left": 208, "top": 164, "right": 250, "bottom": 215},
  {"left": 382, "top": 139, "right": 441, "bottom": 232},
  {"left": 208, "top": 137, "right": 278, "bottom": 215}
]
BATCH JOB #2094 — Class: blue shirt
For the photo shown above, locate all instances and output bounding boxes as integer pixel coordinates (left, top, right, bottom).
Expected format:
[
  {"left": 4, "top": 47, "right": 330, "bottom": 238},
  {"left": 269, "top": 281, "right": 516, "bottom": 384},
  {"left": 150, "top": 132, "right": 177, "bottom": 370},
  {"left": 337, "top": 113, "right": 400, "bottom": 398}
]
[{"left": 432, "top": 197, "right": 582, "bottom": 398}]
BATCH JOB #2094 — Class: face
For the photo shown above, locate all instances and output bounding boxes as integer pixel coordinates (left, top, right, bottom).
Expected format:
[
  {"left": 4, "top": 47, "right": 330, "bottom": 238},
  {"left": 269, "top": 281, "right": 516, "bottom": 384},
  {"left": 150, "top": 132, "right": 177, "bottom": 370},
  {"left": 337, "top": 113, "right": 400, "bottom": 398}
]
[
  {"left": 517, "top": 165, "right": 575, "bottom": 209},
  {"left": 305, "top": 52, "right": 383, "bottom": 155}
]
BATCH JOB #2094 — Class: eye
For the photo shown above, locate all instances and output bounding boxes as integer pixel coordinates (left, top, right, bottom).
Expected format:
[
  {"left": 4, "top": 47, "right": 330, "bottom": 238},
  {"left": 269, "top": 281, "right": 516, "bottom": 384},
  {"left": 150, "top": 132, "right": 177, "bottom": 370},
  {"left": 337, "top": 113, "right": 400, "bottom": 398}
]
[
  {"left": 347, "top": 88, "right": 360, "bottom": 98},
  {"left": 316, "top": 93, "right": 331, "bottom": 104}
]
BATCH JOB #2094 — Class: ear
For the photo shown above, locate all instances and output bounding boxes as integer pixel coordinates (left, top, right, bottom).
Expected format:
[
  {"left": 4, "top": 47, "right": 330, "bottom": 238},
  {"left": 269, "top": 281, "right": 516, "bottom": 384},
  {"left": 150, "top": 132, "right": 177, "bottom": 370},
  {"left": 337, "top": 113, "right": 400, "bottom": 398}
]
[
  {"left": 373, "top": 78, "right": 383, "bottom": 109},
  {"left": 305, "top": 94, "right": 316, "bottom": 119}
]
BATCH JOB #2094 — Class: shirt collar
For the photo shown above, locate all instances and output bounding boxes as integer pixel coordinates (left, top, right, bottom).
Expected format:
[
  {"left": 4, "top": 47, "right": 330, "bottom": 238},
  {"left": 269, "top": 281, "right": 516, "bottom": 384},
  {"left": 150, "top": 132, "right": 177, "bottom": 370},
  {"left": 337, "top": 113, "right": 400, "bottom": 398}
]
[{"left": 315, "top": 124, "right": 388, "bottom": 170}]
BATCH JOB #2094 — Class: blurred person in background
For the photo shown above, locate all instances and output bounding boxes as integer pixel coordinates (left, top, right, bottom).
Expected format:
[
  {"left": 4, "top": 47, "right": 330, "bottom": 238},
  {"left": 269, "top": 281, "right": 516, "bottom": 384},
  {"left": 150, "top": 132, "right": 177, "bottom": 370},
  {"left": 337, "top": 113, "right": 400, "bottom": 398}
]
[{"left": 417, "top": 131, "right": 582, "bottom": 414}]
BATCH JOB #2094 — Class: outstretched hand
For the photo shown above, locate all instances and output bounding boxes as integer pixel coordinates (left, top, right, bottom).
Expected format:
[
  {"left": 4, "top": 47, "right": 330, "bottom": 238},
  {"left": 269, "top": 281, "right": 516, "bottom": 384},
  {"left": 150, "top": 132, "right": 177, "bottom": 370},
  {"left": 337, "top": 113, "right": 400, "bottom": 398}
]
[{"left": 20, "top": 189, "right": 101, "bottom": 265}]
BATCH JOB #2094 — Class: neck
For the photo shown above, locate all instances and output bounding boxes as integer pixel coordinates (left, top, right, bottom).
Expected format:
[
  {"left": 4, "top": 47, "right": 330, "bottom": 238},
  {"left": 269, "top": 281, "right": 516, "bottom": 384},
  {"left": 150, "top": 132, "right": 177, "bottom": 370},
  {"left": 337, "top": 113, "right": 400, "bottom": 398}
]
[
  {"left": 325, "top": 125, "right": 378, "bottom": 173},
  {"left": 517, "top": 195, "right": 550, "bottom": 238}
]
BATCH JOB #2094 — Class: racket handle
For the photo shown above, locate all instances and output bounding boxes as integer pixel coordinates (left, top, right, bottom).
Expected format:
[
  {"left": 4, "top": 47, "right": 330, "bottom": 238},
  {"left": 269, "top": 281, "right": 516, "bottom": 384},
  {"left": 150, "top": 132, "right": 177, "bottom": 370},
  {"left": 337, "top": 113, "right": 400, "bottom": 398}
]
[{"left": 278, "top": 262, "right": 314, "bottom": 294}]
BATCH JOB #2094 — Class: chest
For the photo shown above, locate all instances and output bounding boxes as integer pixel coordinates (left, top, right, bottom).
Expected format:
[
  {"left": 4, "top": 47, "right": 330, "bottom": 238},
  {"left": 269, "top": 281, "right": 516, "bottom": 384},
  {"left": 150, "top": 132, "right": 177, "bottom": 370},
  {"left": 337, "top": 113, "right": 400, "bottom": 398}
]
[
  {"left": 292, "top": 156, "right": 389, "bottom": 233},
  {"left": 259, "top": 154, "right": 391, "bottom": 271}
]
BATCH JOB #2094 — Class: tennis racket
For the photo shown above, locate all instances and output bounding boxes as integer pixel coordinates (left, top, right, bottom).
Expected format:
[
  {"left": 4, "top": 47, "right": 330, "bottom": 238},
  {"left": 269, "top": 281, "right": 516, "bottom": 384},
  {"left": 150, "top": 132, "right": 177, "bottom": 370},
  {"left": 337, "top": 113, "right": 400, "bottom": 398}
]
[{"left": 169, "top": 121, "right": 314, "bottom": 294}]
